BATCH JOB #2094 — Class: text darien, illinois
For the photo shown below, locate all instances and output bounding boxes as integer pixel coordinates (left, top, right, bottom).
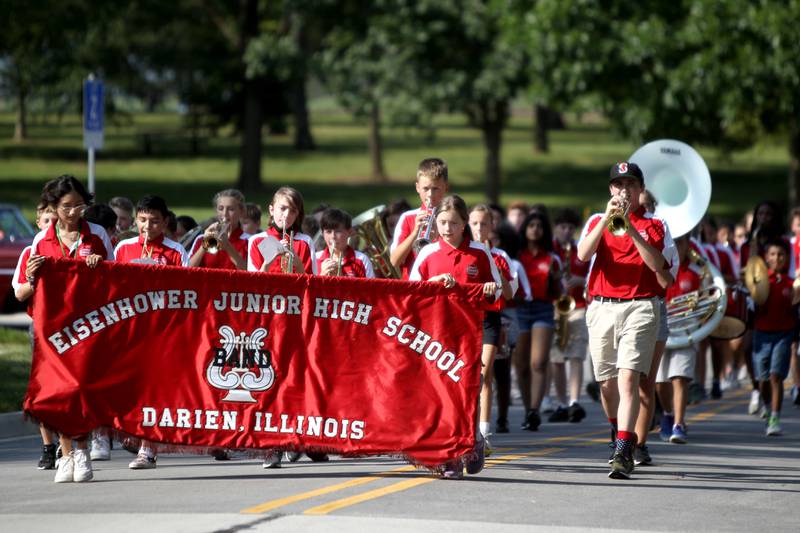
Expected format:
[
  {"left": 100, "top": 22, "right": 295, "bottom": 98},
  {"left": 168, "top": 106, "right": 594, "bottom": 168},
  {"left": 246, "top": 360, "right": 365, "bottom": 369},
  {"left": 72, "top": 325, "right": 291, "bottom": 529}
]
[{"left": 140, "top": 407, "right": 366, "bottom": 441}]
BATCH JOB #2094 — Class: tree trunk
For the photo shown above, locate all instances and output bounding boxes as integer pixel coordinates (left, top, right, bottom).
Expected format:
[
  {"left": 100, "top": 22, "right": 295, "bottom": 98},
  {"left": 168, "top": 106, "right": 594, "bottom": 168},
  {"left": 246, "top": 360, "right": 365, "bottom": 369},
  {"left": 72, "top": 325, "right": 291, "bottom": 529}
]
[
  {"left": 789, "top": 123, "right": 800, "bottom": 208},
  {"left": 368, "top": 103, "right": 387, "bottom": 183},
  {"left": 290, "top": 15, "right": 314, "bottom": 151},
  {"left": 13, "top": 87, "right": 27, "bottom": 142},
  {"left": 533, "top": 103, "right": 549, "bottom": 153},
  {"left": 483, "top": 121, "right": 502, "bottom": 204},
  {"left": 236, "top": 0, "right": 262, "bottom": 192},
  {"left": 289, "top": 78, "right": 314, "bottom": 150},
  {"left": 238, "top": 79, "right": 263, "bottom": 192}
]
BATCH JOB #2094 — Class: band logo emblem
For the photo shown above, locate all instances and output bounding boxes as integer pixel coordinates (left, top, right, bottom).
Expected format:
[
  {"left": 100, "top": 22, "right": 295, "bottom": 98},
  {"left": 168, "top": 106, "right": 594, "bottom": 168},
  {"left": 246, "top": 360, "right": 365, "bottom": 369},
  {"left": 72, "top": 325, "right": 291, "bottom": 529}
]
[
  {"left": 206, "top": 325, "right": 275, "bottom": 403},
  {"left": 467, "top": 265, "right": 479, "bottom": 277}
]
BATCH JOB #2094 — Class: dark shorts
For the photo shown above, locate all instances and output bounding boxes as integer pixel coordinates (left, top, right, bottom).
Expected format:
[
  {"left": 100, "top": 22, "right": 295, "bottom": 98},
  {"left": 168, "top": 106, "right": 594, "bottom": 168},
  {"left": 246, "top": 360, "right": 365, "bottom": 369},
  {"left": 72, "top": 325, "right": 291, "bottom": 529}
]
[
  {"left": 516, "top": 300, "right": 555, "bottom": 331},
  {"left": 752, "top": 329, "right": 793, "bottom": 381},
  {"left": 483, "top": 311, "right": 502, "bottom": 346}
]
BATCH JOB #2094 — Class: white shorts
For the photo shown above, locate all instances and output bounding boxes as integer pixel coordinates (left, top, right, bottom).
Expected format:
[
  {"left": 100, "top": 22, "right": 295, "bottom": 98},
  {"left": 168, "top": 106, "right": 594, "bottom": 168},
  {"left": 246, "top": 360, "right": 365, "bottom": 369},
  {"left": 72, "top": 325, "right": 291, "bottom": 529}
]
[
  {"left": 551, "top": 308, "right": 588, "bottom": 363},
  {"left": 656, "top": 347, "right": 696, "bottom": 383}
]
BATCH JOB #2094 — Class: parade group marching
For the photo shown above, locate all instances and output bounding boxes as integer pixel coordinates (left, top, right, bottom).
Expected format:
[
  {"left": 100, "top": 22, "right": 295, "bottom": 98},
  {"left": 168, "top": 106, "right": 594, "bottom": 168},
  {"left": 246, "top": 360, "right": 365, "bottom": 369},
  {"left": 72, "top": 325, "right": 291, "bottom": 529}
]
[{"left": 11, "top": 155, "right": 800, "bottom": 483}]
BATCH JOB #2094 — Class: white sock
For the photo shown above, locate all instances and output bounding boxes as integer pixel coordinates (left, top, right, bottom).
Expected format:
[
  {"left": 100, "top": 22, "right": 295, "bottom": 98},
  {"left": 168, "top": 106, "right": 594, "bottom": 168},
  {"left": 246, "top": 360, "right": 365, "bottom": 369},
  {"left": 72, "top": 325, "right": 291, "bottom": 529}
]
[
  {"left": 479, "top": 421, "right": 491, "bottom": 437},
  {"left": 140, "top": 447, "right": 155, "bottom": 458}
]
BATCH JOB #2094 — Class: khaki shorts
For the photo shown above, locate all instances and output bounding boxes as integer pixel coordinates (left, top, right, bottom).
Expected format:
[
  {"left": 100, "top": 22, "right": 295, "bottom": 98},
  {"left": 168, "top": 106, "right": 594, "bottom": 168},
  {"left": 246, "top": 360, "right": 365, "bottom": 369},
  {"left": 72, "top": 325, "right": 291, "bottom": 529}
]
[
  {"left": 586, "top": 298, "right": 660, "bottom": 381},
  {"left": 656, "top": 347, "right": 696, "bottom": 383},
  {"left": 551, "top": 308, "right": 589, "bottom": 363}
]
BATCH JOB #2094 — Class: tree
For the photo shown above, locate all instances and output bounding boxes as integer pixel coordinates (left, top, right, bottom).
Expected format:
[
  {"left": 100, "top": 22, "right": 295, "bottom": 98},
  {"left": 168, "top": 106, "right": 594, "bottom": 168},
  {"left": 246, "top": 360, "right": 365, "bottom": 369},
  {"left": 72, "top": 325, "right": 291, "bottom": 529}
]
[
  {"left": 515, "top": 0, "right": 800, "bottom": 204},
  {"left": 0, "top": 1, "right": 85, "bottom": 141},
  {"left": 435, "top": 1, "right": 529, "bottom": 203},
  {"left": 316, "top": 1, "right": 432, "bottom": 183}
]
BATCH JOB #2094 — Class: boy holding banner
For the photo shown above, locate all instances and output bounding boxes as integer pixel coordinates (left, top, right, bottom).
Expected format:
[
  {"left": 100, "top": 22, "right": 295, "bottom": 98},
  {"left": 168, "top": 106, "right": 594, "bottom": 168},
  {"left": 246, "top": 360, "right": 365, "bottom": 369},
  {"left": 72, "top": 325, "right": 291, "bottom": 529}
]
[{"left": 114, "top": 195, "right": 188, "bottom": 469}]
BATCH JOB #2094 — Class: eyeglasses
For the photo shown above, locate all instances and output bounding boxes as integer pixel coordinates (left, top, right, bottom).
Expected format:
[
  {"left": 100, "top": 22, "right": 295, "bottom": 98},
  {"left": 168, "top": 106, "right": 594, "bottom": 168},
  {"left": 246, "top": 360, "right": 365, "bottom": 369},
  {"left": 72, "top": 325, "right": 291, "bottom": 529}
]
[{"left": 57, "top": 204, "right": 86, "bottom": 214}]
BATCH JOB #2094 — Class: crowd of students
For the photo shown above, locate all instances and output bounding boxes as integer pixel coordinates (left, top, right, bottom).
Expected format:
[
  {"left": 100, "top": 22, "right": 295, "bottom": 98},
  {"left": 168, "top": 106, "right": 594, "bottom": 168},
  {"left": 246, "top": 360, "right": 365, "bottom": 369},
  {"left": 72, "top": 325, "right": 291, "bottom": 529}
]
[{"left": 11, "top": 158, "right": 800, "bottom": 483}]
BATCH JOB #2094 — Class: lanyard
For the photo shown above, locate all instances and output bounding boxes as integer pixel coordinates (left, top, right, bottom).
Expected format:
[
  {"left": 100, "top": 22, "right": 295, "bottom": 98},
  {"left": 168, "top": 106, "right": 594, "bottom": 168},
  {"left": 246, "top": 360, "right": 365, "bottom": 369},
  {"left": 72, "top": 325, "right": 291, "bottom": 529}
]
[{"left": 55, "top": 225, "right": 81, "bottom": 258}]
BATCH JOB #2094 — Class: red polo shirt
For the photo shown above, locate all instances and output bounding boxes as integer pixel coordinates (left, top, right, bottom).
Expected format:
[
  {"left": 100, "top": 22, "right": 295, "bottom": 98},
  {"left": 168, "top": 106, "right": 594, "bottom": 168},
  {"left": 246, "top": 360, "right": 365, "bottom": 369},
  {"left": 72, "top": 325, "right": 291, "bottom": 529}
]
[
  {"left": 409, "top": 238, "right": 502, "bottom": 290},
  {"left": 485, "top": 247, "right": 514, "bottom": 311},
  {"left": 247, "top": 226, "right": 316, "bottom": 274},
  {"left": 315, "top": 246, "right": 375, "bottom": 278},
  {"left": 715, "top": 243, "right": 738, "bottom": 280},
  {"left": 12, "top": 246, "right": 32, "bottom": 290},
  {"left": 510, "top": 259, "right": 532, "bottom": 301},
  {"left": 114, "top": 234, "right": 187, "bottom": 266},
  {"left": 754, "top": 271, "right": 797, "bottom": 332},
  {"left": 580, "top": 207, "right": 677, "bottom": 299},
  {"left": 666, "top": 261, "right": 702, "bottom": 301},
  {"left": 31, "top": 220, "right": 113, "bottom": 263},
  {"left": 518, "top": 248, "right": 561, "bottom": 302},
  {"left": 390, "top": 206, "right": 427, "bottom": 280},
  {"left": 553, "top": 239, "right": 590, "bottom": 308},
  {"left": 189, "top": 227, "right": 250, "bottom": 270}
]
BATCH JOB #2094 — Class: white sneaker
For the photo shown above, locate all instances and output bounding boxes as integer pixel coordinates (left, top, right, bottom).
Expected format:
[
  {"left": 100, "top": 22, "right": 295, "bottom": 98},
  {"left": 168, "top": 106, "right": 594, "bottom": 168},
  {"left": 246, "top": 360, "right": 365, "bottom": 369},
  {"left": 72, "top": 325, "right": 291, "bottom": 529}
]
[
  {"left": 748, "top": 390, "right": 762, "bottom": 415},
  {"left": 54, "top": 454, "right": 74, "bottom": 483},
  {"left": 541, "top": 396, "right": 554, "bottom": 414},
  {"left": 262, "top": 451, "right": 282, "bottom": 469},
  {"left": 128, "top": 450, "right": 157, "bottom": 469},
  {"left": 90, "top": 434, "right": 111, "bottom": 461},
  {"left": 737, "top": 365, "right": 749, "bottom": 384},
  {"left": 72, "top": 449, "right": 93, "bottom": 482}
]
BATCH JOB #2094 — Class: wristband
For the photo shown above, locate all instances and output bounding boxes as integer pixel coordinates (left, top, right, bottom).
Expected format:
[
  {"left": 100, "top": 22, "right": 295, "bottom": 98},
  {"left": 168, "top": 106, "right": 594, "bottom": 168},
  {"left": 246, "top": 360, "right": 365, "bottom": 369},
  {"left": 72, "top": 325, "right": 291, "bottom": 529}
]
[{"left": 26, "top": 275, "right": 35, "bottom": 287}]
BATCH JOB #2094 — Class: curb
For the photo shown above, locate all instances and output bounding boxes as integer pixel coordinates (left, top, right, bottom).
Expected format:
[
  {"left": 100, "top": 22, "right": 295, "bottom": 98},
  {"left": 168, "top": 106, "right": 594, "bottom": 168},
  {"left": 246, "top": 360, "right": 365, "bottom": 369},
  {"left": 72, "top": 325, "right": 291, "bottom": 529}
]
[{"left": 0, "top": 411, "right": 39, "bottom": 439}]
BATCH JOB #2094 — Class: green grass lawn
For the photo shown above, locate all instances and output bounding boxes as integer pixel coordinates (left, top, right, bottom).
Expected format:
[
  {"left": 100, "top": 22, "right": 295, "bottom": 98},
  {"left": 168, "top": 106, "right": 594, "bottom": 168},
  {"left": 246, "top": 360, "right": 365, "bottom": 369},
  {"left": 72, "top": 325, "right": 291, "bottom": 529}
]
[
  {"left": 0, "top": 109, "right": 792, "bottom": 225},
  {"left": 0, "top": 327, "right": 31, "bottom": 413}
]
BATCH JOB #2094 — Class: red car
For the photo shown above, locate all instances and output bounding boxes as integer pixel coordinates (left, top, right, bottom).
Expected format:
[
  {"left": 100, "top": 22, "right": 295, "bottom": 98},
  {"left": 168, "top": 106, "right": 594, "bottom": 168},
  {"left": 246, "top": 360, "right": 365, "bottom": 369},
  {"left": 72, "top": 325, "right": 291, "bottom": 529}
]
[{"left": 0, "top": 203, "right": 36, "bottom": 312}]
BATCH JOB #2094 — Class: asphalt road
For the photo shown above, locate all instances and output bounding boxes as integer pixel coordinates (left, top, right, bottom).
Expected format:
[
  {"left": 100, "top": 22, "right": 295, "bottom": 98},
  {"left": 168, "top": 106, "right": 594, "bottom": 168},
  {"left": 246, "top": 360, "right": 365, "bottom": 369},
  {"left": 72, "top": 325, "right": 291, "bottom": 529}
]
[{"left": 1, "top": 388, "right": 797, "bottom": 533}]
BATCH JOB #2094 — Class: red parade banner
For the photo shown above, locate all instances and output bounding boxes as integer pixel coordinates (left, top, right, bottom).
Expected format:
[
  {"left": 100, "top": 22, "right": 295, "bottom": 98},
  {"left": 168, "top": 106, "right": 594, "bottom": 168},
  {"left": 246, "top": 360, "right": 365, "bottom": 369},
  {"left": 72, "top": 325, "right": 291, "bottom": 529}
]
[{"left": 24, "top": 259, "right": 486, "bottom": 466}]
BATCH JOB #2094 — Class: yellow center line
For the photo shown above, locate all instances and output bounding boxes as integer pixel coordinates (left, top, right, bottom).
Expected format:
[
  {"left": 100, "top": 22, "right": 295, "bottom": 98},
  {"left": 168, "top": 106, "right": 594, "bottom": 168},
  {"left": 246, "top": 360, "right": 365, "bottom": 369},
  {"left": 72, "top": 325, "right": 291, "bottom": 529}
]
[
  {"left": 241, "top": 392, "right": 749, "bottom": 515},
  {"left": 240, "top": 465, "right": 416, "bottom": 514},
  {"left": 303, "top": 447, "right": 566, "bottom": 516}
]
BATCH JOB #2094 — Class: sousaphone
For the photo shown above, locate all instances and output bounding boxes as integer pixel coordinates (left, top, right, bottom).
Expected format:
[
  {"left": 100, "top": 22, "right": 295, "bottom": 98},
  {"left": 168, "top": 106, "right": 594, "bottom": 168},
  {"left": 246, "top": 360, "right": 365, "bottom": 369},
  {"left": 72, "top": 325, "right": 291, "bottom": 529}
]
[{"left": 630, "top": 140, "right": 727, "bottom": 349}]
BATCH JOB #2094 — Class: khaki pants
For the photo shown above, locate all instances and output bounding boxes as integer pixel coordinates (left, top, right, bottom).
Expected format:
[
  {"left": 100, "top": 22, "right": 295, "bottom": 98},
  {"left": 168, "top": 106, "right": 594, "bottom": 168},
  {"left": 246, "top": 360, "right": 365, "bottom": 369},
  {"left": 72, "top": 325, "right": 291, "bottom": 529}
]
[{"left": 585, "top": 299, "right": 659, "bottom": 381}]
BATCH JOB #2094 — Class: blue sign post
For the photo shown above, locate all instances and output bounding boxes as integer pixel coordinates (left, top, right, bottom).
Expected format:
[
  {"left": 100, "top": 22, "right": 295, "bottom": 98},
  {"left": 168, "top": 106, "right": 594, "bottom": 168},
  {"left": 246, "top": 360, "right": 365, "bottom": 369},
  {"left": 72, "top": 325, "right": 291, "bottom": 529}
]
[{"left": 83, "top": 76, "right": 104, "bottom": 194}]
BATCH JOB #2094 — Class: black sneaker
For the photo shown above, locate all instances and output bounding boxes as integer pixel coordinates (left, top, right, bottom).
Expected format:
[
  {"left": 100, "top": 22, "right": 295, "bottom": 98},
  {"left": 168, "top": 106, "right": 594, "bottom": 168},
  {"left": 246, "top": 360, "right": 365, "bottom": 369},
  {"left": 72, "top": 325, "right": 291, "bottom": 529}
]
[
  {"left": 586, "top": 381, "right": 600, "bottom": 402},
  {"left": 495, "top": 417, "right": 509, "bottom": 433},
  {"left": 711, "top": 380, "right": 722, "bottom": 399},
  {"left": 567, "top": 402, "right": 586, "bottom": 423},
  {"left": 608, "top": 452, "right": 634, "bottom": 479},
  {"left": 38, "top": 444, "right": 56, "bottom": 470},
  {"left": 608, "top": 428, "right": 617, "bottom": 463},
  {"left": 633, "top": 444, "right": 652, "bottom": 466},
  {"left": 526, "top": 409, "right": 541, "bottom": 431},
  {"left": 306, "top": 452, "right": 329, "bottom": 462},
  {"left": 212, "top": 449, "right": 231, "bottom": 461},
  {"left": 548, "top": 406, "right": 569, "bottom": 423}
]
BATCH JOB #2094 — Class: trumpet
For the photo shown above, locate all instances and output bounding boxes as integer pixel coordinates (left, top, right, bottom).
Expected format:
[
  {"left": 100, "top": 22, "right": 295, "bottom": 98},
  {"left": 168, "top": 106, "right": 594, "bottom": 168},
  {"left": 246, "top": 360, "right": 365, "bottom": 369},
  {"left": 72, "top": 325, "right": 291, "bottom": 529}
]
[
  {"left": 412, "top": 200, "right": 437, "bottom": 254},
  {"left": 554, "top": 243, "right": 576, "bottom": 351},
  {"left": 203, "top": 221, "right": 228, "bottom": 255},
  {"left": 607, "top": 191, "right": 630, "bottom": 236},
  {"left": 280, "top": 229, "right": 296, "bottom": 273},
  {"left": 330, "top": 246, "right": 343, "bottom": 276}
]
